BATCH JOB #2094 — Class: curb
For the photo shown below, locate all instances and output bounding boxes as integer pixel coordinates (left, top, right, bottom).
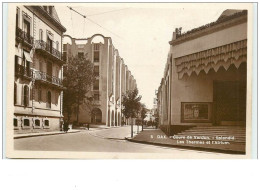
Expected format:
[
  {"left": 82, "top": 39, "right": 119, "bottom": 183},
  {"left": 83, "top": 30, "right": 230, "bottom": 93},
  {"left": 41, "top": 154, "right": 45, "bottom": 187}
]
[
  {"left": 14, "top": 130, "right": 81, "bottom": 139},
  {"left": 125, "top": 137, "right": 245, "bottom": 155}
]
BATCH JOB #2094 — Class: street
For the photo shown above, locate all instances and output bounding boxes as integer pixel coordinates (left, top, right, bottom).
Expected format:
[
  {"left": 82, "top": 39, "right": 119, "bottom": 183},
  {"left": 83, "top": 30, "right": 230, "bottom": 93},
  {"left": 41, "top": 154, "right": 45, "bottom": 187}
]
[{"left": 14, "top": 126, "right": 238, "bottom": 157}]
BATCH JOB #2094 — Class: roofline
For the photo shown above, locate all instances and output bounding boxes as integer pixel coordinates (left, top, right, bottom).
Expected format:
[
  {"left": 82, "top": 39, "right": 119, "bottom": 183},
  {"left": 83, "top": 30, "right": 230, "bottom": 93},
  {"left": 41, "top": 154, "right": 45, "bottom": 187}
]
[
  {"left": 27, "top": 6, "right": 66, "bottom": 33},
  {"left": 169, "top": 10, "right": 247, "bottom": 46}
]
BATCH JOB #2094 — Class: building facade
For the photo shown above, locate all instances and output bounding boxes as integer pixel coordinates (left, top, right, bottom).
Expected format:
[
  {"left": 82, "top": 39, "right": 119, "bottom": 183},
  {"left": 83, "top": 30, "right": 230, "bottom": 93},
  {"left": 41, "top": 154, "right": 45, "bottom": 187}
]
[
  {"left": 63, "top": 34, "right": 137, "bottom": 126},
  {"left": 157, "top": 10, "right": 248, "bottom": 133},
  {"left": 14, "top": 6, "right": 66, "bottom": 133}
]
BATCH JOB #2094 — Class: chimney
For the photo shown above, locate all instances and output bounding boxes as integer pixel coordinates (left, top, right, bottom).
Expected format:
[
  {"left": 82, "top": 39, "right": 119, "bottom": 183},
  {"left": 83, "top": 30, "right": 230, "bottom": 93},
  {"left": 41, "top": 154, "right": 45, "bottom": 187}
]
[{"left": 172, "top": 31, "right": 177, "bottom": 41}]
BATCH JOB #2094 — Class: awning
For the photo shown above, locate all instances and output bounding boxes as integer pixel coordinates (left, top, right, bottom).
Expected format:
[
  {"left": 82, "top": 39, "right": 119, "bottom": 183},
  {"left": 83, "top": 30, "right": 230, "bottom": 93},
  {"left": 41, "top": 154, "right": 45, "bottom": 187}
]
[
  {"left": 47, "top": 32, "right": 54, "bottom": 41},
  {"left": 24, "top": 51, "right": 32, "bottom": 63}
]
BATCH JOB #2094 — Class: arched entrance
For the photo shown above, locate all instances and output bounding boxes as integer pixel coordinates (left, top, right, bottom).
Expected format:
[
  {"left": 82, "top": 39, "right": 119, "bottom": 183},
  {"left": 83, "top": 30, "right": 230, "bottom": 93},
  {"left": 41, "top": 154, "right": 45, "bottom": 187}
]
[
  {"left": 111, "top": 110, "right": 114, "bottom": 126},
  {"left": 107, "top": 109, "right": 110, "bottom": 126},
  {"left": 91, "top": 108, "right": 102, "bottom": 124}
]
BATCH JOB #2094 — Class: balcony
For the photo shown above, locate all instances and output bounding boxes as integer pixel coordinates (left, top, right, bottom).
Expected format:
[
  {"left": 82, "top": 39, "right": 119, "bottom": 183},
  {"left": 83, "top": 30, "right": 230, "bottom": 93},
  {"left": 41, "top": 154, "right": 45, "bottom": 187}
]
[
  {"left": 15, "top": 27, "right": 34, "bottom": 47},
  {"left": 34, "top": 71, "right": 63, "bottom": 89},
  {"left": 35, "top": 40, "right": 63, "bottom": 63},
  {"left": 15, "top": 63, "right": 33, "bottom": 79}
]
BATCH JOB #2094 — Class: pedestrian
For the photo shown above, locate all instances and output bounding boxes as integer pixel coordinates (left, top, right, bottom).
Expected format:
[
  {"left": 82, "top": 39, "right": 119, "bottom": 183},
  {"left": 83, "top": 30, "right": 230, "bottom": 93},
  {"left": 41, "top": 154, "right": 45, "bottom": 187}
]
[
  {"left": 63, "top": 120, "right": 69, "bottom": 133},
  {"left": 87, "top": 123, "right": 90, "bottom": 130}
]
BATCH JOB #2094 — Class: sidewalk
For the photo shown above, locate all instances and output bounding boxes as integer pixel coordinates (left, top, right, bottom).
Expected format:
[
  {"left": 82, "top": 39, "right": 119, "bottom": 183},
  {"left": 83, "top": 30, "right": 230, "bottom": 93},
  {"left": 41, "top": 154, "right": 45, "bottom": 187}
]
[
  {"left": 126, "top": 129, "right": 245, "bottom": 154},
  {"left": 14, "top": 129, "right": 81, "bottom": 139},
  {"left": 89, "top": 125, "right": 141, "bottom": 140}
]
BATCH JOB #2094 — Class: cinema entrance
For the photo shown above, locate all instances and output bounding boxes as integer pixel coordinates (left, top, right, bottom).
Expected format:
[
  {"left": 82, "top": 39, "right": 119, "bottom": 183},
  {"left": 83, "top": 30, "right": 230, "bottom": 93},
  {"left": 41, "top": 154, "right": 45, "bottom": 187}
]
[{"left": 213, "top": 79, "right": 246, "bottom": 126}]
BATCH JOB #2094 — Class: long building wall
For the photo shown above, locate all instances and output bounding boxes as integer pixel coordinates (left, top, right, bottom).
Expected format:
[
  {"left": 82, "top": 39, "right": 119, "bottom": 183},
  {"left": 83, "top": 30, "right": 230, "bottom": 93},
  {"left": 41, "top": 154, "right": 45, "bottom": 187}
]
[{"left": 63, "top": 34, "right": 137, "bottom": 126}]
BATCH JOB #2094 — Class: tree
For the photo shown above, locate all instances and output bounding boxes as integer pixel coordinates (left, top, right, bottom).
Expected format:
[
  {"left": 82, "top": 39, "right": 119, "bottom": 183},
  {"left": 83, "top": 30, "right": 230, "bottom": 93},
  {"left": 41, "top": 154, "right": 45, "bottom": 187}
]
[
  {"left": 121, "top": 88, "right": 142, "bottom": 138},
  {"left": 63, "top": 54, "right": 96, "bottom": 124},
  {"left": 140, "top": 103, "right": 148, "bottom": 131}
]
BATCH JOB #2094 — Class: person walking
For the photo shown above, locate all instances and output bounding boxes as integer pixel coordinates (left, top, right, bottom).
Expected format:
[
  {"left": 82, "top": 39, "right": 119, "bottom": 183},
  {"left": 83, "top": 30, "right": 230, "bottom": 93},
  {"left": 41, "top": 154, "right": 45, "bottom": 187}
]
[{"left": 63, "top": 120, "right": 69, "bottom": 133}]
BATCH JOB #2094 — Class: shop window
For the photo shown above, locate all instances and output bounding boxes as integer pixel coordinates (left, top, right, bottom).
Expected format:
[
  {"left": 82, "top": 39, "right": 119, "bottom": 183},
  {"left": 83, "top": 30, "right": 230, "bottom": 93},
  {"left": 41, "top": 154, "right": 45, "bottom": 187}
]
[
  {"left": 13, "top": 118, "right": 18, "bottom": 127},
  {"left": 44, "top": 120, "right": 49, "bottom": 126},
  {"left": 24, "top": 119, "right": 30, "bottom": 126},
  {"left": 35, "top": 119, "right": 40, "bottom": 127}
]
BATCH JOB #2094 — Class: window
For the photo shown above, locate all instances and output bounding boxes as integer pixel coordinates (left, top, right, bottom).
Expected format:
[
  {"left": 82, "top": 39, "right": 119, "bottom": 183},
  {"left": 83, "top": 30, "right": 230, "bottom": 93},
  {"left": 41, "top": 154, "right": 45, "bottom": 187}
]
[
  {"left": 39, "top": 61, "right": 43, "bottom": 71},
  {"left": 93, "top": 80, "right": 99, "bottom": 91},
  {"left": 35, "top": 119, "right": 40, "bottom": 127},
  {"left": 24, "top": 119, "right": 30, "bottom": 126},
  {"left": 56, "top": 67, "right": 59, "bottom": 77},
  {"left": 43, "top": 6, "right": 48, "bottom": 11},
  {"left": 94, "top": 44, "right": 100, "bottom": 51},
  {"left": 44, "top": 120, "right": 49, "bottom": 126},
  {"left": 47, "top": 91, "right": 51, "bottom": 108},
  {"left": 93, "top": 43, "right": 100, "bottom": 62},
  {"left": 14, "top": 83, "right": 17, "bottom": 105},
  {"left": 78, "top": 52, "right": 84, "bottom": 58},
  {"left": 94, "top": 52, "right": 99, "bottom": 62},
  {"left": 38, "top": 88, "right": 42, "bottom": 102},
  {"left": 94, "top": 66, "right": 99, "bottom": 76},
  {"left": 56, "top": 41, "right": 59, "bottom": 51},
  {"left": 55, "top": 92, "right": 59, "bottom": 105},
  {"left": 63, "top": 52, "right": 67, "bottom": 62},
  {"left": 16, "top": 7, "right": 20, "bottom": 28},
  {"left": 48, "top": 6, "right": 53, "bottom": 15},
  {"left": 23, "top": 19, "right": 30, "bottom": 36},
  {"left": 14, "top": 118, "right": 18, "bottom": 127},
  {"left": 23, "top": 85, "right": 29, "bottom": 107},
  {"left": 63, "top": 44, "right": 67, "bottom": 51},
  {"left": 94, "top": 94, "right": 100, "bottom": 101},
  {"left": 39, "top": 29, "right": 43, "bottom": 41}
]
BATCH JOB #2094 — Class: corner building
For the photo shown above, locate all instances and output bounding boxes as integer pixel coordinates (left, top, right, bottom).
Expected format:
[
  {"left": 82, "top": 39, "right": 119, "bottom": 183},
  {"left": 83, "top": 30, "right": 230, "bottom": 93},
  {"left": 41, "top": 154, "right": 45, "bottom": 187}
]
[
  {"left": 157, "top": 10, "right": 248, "bottom": 134},
  {"left": 63, "top": 34, "right": 137, "bottom": 126},
  {"left": 14, "top": 6, "right": 66, "bottom": 133}
]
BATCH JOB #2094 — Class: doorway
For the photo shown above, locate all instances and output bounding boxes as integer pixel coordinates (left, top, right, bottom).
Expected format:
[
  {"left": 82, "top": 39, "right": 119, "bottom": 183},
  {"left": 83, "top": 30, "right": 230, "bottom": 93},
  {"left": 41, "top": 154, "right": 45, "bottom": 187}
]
[{"left": 213, "top": 81, "right": 246, "bottom": 125}]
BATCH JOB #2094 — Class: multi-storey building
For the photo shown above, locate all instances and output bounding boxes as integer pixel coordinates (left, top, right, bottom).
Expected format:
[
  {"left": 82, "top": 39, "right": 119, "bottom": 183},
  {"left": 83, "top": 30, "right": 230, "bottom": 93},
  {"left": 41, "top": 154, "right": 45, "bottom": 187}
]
[
  {"left": 14, "top": 6, "right": 66, "bottom": 133},
  {"left": 157, "top": 9, "right": 248, "bottom": 133},
  {"left": 63, "top": 34, "right": 137, "bottom": 126}
]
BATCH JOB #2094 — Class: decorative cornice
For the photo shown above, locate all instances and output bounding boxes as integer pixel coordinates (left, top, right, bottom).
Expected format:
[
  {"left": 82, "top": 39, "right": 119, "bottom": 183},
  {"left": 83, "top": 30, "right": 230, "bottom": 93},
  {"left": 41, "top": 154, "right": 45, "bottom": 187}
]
[{"left": 175, "top": 39, "right": 247, "bottom": 79}]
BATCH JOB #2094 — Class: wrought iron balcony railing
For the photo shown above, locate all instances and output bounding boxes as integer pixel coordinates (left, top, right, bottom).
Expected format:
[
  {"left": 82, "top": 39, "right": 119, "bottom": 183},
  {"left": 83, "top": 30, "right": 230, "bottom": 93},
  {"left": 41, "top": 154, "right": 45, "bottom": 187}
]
[
  {"left": 34, "top": 71, "right": 63, "bottom": 87},
  {"left": 15, "top": 63, "right": 33, "bottom": 78},
  {"left": 15, "top": 27, "right": 34, "bottom": 46},
  {"left": 35, "top": 40, "right": 62, "bottom": 60}
]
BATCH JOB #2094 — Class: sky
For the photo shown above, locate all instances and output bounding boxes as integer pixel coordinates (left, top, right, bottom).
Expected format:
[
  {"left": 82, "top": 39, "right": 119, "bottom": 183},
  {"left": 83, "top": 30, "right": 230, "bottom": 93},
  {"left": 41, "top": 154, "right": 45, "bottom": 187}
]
[{"left": 55, "top": 3, "right": 242, "bottom": 109}]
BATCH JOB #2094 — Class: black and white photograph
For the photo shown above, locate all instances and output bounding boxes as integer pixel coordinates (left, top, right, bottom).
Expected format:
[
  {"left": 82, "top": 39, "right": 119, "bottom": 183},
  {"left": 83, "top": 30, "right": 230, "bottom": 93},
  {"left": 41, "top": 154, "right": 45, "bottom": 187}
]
[{"left": 4, "top": 2, "right": 255, "bottom": 159}]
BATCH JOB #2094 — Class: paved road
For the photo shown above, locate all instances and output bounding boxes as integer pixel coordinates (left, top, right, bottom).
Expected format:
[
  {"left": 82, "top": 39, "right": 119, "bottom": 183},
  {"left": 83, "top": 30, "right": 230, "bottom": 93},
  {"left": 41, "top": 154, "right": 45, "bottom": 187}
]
[{"left": 14, "top": 126, "right": 237, "bottom": 157}]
